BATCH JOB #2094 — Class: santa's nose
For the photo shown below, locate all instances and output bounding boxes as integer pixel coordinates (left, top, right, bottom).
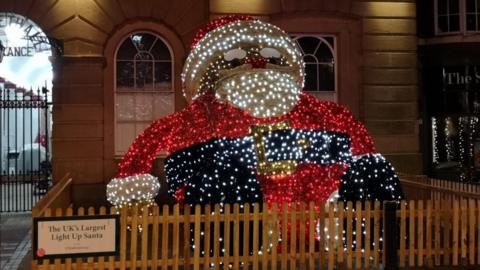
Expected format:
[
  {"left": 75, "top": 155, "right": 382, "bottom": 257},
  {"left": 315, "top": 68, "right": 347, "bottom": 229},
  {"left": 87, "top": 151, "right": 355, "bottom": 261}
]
[{"left": 244, "top": 56, "right": 267, "bottom": 68}]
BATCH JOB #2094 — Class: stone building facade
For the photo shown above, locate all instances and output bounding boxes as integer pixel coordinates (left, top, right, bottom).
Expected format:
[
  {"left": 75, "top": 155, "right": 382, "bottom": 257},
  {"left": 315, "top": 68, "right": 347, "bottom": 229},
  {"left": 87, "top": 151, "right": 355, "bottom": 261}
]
[{"left": 0, "top": 0, "right": 420, "bottom": 206}]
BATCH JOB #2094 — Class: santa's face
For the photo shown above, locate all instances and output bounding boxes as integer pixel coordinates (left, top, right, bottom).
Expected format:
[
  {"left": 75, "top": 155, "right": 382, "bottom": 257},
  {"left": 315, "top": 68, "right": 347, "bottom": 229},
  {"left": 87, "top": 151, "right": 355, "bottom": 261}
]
[
  {"left": 182, "top": 20, "right": 305, "bottom": 118},
  {"left": 215, "top": 46, "right": 302, "bottom": 118}
]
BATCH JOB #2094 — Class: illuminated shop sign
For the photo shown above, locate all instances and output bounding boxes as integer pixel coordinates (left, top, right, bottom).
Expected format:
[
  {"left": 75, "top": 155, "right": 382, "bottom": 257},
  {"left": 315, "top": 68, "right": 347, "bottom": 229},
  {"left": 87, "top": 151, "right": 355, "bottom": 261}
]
[
  {"left": 444, "top": 70, "right": 480, "bottom": 85},
  {"left": 442, "top": 66, "right": 480, "bottom": 88}
]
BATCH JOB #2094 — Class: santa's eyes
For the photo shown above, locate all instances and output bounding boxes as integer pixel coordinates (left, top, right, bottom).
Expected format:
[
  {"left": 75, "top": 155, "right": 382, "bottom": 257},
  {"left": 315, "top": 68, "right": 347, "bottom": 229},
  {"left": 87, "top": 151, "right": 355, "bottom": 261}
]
[
  {"left": 224, "top": 48, "right": 247, "bottom": 61},
  {"left": 223, "top": 47, "right": 282, "bottom": 62},
  {"left": 259, "top": 47, "right": 281, "bottom": 58}
]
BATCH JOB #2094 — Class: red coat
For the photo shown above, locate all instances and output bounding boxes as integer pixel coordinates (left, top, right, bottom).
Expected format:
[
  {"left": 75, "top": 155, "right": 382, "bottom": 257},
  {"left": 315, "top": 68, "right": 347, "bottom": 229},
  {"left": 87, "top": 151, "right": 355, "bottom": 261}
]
[{"left": 117, "top": 92, "right": 375, "bottom": 204}]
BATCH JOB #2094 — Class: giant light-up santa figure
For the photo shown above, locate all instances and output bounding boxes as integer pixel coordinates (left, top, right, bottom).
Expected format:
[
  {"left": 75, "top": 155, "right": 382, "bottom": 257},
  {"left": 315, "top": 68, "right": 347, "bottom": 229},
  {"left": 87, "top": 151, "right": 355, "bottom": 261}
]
[{"left": 106, "top": 16, "right": 404, "bottom": 211}]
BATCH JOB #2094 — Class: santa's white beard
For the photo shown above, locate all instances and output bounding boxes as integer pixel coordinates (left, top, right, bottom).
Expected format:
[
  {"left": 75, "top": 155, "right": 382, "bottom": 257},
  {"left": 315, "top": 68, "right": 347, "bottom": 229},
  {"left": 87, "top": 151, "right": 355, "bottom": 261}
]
[{"left": 215, "top": 69, "right": 301, "bottom": 118}]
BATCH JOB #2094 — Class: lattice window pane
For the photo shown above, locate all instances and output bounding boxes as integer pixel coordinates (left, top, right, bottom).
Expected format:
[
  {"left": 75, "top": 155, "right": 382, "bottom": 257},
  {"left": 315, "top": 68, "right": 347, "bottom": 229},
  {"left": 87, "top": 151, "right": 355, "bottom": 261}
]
[
  {"left": 154, "top": 62, "right": 172, "bottom": 88},
  {"left": 304, "top": 63, "right": 318, "bottom": 92},
  {"left": 466, "top": 0, "right": 480, "bottom": 31},
  {"left": 297, "top": 37, "right": 319, "bottom": 54},
  {"left": 438, "top": 16, "right": 449, "bottom": 32},
  {"left": 134, "top": 60, "right": 154, "bottom": 89},
  {"left": 449, "top": 0, "right": 459, "bottom": 13},
  {"left": 316, "top": 43, "right": 334, "bottom": 63},
  {"left": 436, "top": 0, "right": 461, "bottom": 33},
  {"left": 134, "top": 93, "right": 154, "bottom": 121},
  {"left": 117, "top": 39, "right": 137, "bottom": 60},
  {"left": 153, "top": 93, "right": 175, "bottom": 117},
  {"left": 438, "top": 0, "right": 448, "bottom": 15},
  {"left": 116, "top": 61, "right": 134, "bottom": 88},
  {"left": 467, "top": 0, "right": 476, "bottom": 12},
  {"left": 450, "top": 14, "right": 460, "bottom": 31},
  {"left": 151, "top": 40, "right": 172, "bottom": 60},
  {"left": 318, "top": 65, "right": 335, "bottom": 91},
  {"left": 116, "top": 93, "right": 135, "bottom": 121},
  {"left": 292, "top": 35, "right": 336, "bottom": 97},
  {"left": 467, "top": 14, "right": 477, "bottom": 30}
]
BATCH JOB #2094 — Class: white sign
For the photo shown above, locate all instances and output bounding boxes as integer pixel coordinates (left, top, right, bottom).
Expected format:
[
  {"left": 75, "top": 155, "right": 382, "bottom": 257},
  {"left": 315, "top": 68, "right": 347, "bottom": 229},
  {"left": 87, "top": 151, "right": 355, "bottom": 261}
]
[{"left": 34, "top": 215, "right": 119, "bottom": 259}]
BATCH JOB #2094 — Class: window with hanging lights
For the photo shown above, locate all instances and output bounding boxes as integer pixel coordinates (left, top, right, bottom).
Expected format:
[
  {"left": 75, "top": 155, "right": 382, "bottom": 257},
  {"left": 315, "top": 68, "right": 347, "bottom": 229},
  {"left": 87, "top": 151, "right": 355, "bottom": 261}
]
[{"left": 115, "top": 32, "right": 174, "bottom": 155}]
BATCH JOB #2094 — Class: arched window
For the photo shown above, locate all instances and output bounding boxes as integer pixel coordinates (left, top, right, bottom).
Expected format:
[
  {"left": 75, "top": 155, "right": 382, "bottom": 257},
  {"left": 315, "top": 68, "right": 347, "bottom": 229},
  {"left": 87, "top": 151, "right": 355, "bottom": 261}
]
[
  {"left": 292, "top": 35, "right": 337, "bottom": 102},
  {"left": 115, "top": 32, "right": 174, "bottom": 155}
]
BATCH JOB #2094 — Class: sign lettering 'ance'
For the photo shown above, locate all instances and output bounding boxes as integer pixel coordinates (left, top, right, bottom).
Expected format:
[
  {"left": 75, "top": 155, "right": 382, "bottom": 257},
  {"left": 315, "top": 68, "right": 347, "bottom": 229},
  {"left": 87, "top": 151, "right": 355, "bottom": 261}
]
[
  {"left": 0, "top": 12, "right": 59, "bottom": 90},
  {"left": 0, "top": 13, "right": 51, "bottom": 56},
  {"left": 3, "top": 46, "right": 35, "bottom": 57},
  {"left": 33, "top": 215, "right": 120, "bottom": 259}
]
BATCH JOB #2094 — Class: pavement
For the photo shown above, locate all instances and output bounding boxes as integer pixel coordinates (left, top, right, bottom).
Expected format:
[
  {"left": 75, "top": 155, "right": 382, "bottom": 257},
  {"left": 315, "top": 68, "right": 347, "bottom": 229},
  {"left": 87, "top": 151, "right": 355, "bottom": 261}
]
[{"left": 0, "top": 212, "right": 32, "bottom": 270}]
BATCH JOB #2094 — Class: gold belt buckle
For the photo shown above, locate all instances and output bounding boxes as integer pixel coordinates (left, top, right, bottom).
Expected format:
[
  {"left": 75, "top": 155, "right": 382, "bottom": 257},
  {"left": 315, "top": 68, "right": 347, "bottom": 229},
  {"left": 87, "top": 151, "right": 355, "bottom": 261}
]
[{"left": 249, "top": 120, "right": 299, "bottom": 176}]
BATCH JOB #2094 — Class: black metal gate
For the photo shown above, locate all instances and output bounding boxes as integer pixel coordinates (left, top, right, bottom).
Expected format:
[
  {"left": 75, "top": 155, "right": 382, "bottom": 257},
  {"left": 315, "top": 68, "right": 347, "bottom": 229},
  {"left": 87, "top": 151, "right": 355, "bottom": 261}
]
[{"left": 1, "top": 81, "right": 52, "bottom": 212}]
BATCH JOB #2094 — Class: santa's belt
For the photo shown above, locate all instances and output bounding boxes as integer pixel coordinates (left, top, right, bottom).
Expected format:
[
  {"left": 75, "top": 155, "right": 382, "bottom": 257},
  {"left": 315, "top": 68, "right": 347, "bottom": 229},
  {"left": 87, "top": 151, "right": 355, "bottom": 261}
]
[
  {"left": 248, "top": 121, "right": 352, "bottom": 175},
  {"left": 165, "top": 121, "right": 353, "bottom": 178}
]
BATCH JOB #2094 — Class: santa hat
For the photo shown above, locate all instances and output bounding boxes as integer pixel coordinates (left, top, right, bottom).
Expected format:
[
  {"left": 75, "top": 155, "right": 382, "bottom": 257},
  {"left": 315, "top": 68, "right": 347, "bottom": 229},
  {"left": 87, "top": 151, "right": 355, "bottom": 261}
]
[
  {"left": 190, "top": 15, "right": 256, "bottom": 49},
  {"left": 181, "top": 15, "right": 304, "bottom": 102}
]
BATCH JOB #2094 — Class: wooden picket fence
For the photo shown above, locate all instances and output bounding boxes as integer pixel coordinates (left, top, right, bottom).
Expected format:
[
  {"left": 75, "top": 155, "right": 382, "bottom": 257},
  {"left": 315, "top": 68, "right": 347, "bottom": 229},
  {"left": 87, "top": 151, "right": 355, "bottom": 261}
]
[
  {"left": 400, "top": 174, "right": 480, "bottom": 201},
  {"left": 31, "top": 199, "right": 480, "bottom": 270}
]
